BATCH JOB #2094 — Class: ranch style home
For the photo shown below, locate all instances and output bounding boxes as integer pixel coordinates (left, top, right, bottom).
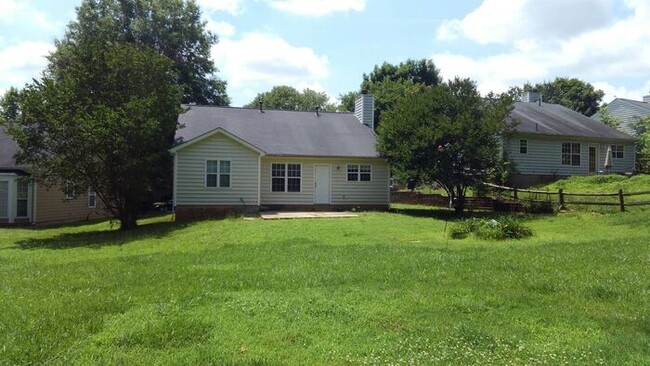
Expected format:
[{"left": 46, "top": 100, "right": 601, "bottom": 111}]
[
  {"left": 171, "top": 94, "right": 390, "bottom": 220},
  {"left": 0, "top": 126, "right": 105, "bottom": 226},
  {"left": 504, "top": 92, "right": 636, "bottom": 187}
]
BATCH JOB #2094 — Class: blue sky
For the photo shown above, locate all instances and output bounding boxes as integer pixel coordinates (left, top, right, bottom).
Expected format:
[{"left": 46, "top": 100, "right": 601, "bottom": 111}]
[{"left": 1, "top": 0, "right": 649, "bottom": 106}]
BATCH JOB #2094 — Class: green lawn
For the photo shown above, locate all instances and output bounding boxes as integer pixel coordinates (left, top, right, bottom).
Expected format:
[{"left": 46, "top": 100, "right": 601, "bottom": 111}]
[{"left": 1, "top": 206, "right": 648, "bottom": 365}]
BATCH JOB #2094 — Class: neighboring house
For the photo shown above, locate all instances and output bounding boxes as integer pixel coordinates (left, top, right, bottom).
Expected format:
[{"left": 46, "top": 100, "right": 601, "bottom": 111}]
[
  {"left": 171, "top": 94, "right": 390, "bottom": 220},
  {"left": 503, "top": 92, "right": 636, "bottom": 187},
  {"left": 0, "top": 126, "right": 105, "bottom": 225},
  {"left": 593, "top": 94, "right": 650, "bottom": 136}
]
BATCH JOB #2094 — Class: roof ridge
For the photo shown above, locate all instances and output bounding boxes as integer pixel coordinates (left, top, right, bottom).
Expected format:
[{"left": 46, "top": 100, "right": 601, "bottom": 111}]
[{"left": 182, "top": 104, "right": 354, "bottom": 115}]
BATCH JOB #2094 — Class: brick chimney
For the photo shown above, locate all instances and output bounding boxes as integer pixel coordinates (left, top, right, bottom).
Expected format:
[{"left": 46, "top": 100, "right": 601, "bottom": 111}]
[{"left": 354, "top": 92, "right": 374, "bottom": 129}]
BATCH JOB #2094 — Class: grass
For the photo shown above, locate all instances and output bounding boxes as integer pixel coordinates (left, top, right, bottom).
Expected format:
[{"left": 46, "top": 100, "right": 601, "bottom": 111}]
[
  {"left": 538, "top": 174, "right": 650, "bottom": 193},
  {"left": 1, "top": 206, "right": 649, "bottom": 365}
]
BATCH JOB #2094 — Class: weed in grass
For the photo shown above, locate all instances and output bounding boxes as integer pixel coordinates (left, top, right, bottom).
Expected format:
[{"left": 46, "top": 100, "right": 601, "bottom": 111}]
[{"left": 448, "top": 216, "right": 533, "bottom": 240}]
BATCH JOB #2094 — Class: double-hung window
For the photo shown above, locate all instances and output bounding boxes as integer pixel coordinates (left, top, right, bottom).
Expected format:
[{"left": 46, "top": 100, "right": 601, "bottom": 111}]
[
  {"left": 88, "top": 188, "right": 97, "bottom": 208},
  {"left": 271, "top": 163, "right": 301, "bottom": 192},
  {"left": 0, "top": 181, "right": 8, "bottom": 217},
  {"left": 16, "top": 180, "right": 28, "bottom": 217},
  {"left": 611, "top": 145, "right": 624, "bottom": 159},
  {"left": 347, "top": 164, "right": 371, "bottom": 182},
  {"left": 561, "top": 142, "right": 581, "bottom": 166},
  {"left": 206, "top": 160, "right": 231, "bottom": 188},
  {"left": 519, "top": 139, "right": 528, "bottom": 154}
]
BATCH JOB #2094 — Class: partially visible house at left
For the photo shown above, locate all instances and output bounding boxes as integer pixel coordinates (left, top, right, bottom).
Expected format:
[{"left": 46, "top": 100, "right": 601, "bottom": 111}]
[{"left": 0, "top": 126, "right": 105, "bottom": 226}]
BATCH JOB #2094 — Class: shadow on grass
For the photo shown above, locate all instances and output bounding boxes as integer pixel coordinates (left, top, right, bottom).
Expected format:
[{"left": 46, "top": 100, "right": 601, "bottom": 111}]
[{"left": 15, "top": 220, "right": 193, "bottom": 250}]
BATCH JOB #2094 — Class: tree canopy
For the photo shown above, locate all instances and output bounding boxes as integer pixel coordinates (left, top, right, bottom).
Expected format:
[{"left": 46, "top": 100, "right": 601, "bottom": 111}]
[
  {"left": 377, "top": 78, "right": 513, "bottom": 214},
  {"left": 344, "top": 58, "right": 442, "bottom": 128},
  {"left": 5, "top": 43, "right": 182, "bottom": 230},
  {"left": 510, "top": 77, "right": 604, "bottom": 117},
  {"left": 244, "top": 86, "right": 336, "bottom": 112},
  {"left": 49, "top": 0, "right": 228, "bottom": 105}
]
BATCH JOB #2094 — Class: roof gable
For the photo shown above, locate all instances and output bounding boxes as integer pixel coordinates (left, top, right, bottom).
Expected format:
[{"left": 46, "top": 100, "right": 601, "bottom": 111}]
[
  {"left": 170, "top": 127, "right": 265, "bottom": 155},
  {"left": 510, "top": 102, "right": 634, "bottom": 141},
  {"left": 174, "top": 106, "right": 380, "bottom": 158}
]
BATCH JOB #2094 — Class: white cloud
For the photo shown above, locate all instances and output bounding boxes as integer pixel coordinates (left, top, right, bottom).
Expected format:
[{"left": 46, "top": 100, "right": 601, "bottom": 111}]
[
  {"left": 437, "top": 0, "right": 613, "bottom": 45},
  {"left": 433, "top": 0, "right": 650, "bottom": 101},
  {"left": 0, "top": 0, "right": 59, "bottom": 31},
  {"left": 195, "top": 0, "right": 245, "bottom": 15},
  {"left": 267, "top": 0, "right": 366, "bottom": 16},
  {"left": 593, "top": 81, "right": 650, "bottom": 103},
  {"left": 212, "top": 32, "right": 329, "bottom": 89},
  {"left": 0, "top": 41, "right": 53, "bottom": 87},
  {"left": 206, "top": 20, "right": 236, "bottom": 39}
]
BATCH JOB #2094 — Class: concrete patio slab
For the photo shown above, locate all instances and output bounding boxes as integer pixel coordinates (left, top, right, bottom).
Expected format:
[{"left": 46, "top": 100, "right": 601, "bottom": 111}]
[{"left": 260, "top": 211, "right": 359, "bottom": 220}]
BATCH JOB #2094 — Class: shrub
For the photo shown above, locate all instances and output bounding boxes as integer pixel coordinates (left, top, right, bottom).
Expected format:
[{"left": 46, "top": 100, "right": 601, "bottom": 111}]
[{"left": 448, "top": 216, "right": 533, "bottom": 240}]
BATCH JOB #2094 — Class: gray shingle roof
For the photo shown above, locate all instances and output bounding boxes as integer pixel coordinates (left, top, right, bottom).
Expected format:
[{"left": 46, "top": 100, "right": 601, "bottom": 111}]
[
  {"left": 175, "top": 106, "right": 380, "bottom": 157},
  {"left": 510, "top": 102, "right": 634, "bottom": 141},
  {"left": 0, "top": 126, "right": 25, "bottom": 171}
]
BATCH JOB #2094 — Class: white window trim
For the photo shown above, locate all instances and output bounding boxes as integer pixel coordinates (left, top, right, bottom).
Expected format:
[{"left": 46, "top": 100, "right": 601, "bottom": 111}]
[
  {"left": 519, "top": 139, "right": 528, "bottom": 154},
  {"left": 561, "top": 142, "right": 581, "bottom": 166},
  {"left": 16, "top": 180, "right": 29, "bottom": 218},
  {"left": 205, "top": 159, "right": 232, "bottom": 189},
  {"left": 611, "top": 145, "right": 624, "bottom": 159},
  {"left": 270, "top": 162, "right": 302, "bottom": 193},
  {"left": 88, "top": 188, "right": 97, "bottom": 208},
  {"left": 0, "top": 179, "right": 9, "bottom": 219},
  {"left": 346, "top": 164, "right": 373, "bottom": 182}
]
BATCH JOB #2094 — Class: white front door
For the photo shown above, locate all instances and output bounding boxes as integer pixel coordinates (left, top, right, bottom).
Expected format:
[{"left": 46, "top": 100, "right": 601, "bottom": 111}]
[{"left": 314, "top": 165, "right": 330, "bottom": 204}]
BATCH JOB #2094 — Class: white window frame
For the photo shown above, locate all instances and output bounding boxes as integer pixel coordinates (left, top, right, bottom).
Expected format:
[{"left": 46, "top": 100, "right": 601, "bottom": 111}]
[
  {"left": 561, "top": 142, "right": 581, "bottom": 166},
  {"left": 16, "top": 180, "right": 29, "bottom": 218},
  {"left": 88, "top": 188, "right": 97, "bottom": 208},
  {"left": 0, "top": 180, "right": 8, "bottom": 218},
  {"left": 519, "top": 139, "right": 528, "bottom": 154},
  {"left": 611, "top": 145, "right": 624, "bottom": 159},
  {"left": 205, "top": 159, "right": 231, "bottom": 189},
  {"left": 347, "top": 164, "right": 372, "bottom": 182},
  {"left": 270, "top": 163, "right": 302, "bottom": 193}
]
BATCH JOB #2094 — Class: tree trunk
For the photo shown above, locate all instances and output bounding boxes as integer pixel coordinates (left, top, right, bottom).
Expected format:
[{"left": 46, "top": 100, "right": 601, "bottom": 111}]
[
  {"left": 118, "top": 205, "right": 139, "bottom": 230},
  {"left": 454, "top": 187, "right": 465, "bottom": 216}
]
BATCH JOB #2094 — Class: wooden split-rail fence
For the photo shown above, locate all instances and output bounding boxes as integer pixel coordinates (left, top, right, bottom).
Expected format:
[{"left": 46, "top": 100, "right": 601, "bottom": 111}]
[{"left": 484, "top": 183, "right": 650, "bottom": 212}]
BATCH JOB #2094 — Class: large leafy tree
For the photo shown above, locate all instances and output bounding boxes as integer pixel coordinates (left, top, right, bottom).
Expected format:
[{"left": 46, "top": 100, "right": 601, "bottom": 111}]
[
  {"left": 345, "top": 59, "right": 442, "bottom": 128},
  {"left": 244, "top": 86, "right": 336, "bottom": 112},
  {"left": 50, "top": 0, "right": 228, "bottom": 105},
  {"left": 511, "top": 77, "right": 604, "bottom": 117},
  {"left": 5, "top": 43, "right": 182, "bottom": 230},
  {"left": 377, "top": 78, "right": 513, "bottom": 215}
]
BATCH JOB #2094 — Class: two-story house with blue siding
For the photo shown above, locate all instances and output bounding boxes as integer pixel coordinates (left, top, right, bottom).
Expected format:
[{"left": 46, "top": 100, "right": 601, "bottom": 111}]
[
  {"left": 592, "top": 94, "right": 650, "bottom": 136},
  {"left": 504, "top": 93, "right": 636, "bottom": 187}
]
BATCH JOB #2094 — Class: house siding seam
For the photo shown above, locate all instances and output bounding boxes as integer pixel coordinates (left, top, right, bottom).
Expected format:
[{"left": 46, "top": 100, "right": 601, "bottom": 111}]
[
  {"left": 260, "top": 157, "right": 390, "bottom": 206},
  {"left": 35, "top": 183, "right": 106, "bottom": 225},
  {"left": 174, "top": 132, "right": 260, "bottom": 206},
  {"left": 505, "top": 135, "right": 635, "bottom": 175}
]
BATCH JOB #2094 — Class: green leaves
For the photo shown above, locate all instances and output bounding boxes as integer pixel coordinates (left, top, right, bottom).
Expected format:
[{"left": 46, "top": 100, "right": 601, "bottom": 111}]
[
  {"left": 244, "top": 86, "right": 337, "bottom": 112},
  {"left": 377, "top": 78, "right": 513, "bottom": 214}
]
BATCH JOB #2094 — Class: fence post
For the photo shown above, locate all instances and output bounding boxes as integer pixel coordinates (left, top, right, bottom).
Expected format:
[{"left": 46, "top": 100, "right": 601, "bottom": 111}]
[
  {"left": 558, "top": 189, "right": 564, "bottom": 210},
  {"left": 513, "top": 187, "right": 518, "bottom": 201},
  {"left": 618, "top": 189, "right": 625, "bottom": 212}
]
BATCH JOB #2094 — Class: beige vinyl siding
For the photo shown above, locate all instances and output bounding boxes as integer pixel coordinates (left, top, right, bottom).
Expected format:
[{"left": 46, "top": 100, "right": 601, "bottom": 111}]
[
  {"left": 36, "top": 183, "right": 105, "bottom": 225},
  {"left": 506, "top": 135, "right": 635, "bottom": 175},
  {"left": 260, "top": 157, "right": 389, "bottom": 205},
  {"left": 175, "top": 133, "right": 260, "bottom": 206}
]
